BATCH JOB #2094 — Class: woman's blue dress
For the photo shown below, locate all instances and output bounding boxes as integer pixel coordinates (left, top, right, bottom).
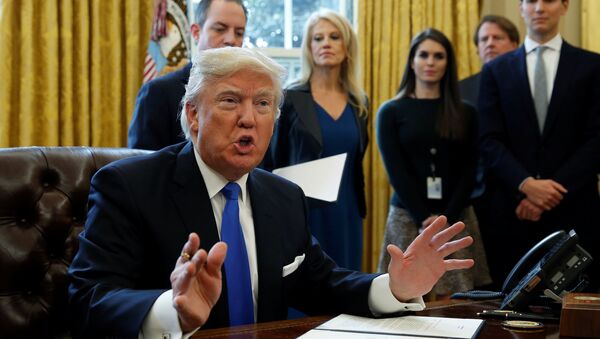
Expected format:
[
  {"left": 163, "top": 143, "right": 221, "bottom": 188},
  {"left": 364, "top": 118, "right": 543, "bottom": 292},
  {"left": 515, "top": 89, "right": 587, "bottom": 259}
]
[{"left": 310, "top": 102, "right": 362, "bottom": 270}]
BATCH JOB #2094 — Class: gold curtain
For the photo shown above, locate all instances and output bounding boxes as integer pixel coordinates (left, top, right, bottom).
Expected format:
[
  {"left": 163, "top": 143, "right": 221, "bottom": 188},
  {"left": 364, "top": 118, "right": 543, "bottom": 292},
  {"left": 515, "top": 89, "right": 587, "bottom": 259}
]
[
  {"left": 0, "top": 0, "right": 153, "bottom": 147},
  {"left": 358, "top": 0, "right": 480, "bottom": 272},
  {"left": 581, "top": 0, "right": 600, "bottom": 53}
]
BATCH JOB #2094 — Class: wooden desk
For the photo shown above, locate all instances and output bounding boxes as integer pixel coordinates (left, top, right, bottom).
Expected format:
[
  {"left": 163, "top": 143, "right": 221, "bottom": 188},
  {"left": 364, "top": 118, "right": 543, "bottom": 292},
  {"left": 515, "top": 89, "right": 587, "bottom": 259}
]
[{"left": 193, "top": 299, "right": 560, "bottom": 338}]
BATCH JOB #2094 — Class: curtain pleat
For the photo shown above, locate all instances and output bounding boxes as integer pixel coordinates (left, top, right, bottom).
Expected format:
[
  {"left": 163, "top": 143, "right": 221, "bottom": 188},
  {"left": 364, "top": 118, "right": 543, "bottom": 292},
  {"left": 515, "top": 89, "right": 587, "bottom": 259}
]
[
  {"left": 0, "top": 0, "right": 153, "bottom": 147},
  {"left": 581, "top": 0, "right": 600, "bottom": 53},
  {"left": 358, "top": 0, "right": 480, "bottom": 272}
]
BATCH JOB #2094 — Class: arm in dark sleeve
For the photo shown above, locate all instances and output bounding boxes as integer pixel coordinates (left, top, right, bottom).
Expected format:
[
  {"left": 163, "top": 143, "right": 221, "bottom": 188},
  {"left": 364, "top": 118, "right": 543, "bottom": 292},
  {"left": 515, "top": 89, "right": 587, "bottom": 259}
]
[
  {"left": 128, "top": 80, "right": 174, "bottom": 151},
  {"left": 285, "top": 183, "right": 377, "bottom": 316},
  {"left": 553, "top": 54, "right": 600, "bottom": 192},
  {"left": 478, "top": 64, "right": 532, "bottom": 193},
  {"left": 443, "top": 104, "right": 478, "bottom": 224},
  {"left": 376, "top": 101, "right": 430, "bottom": 225},
  {"left": 68, "top": 165, "right": 164, "bottom": 339}
]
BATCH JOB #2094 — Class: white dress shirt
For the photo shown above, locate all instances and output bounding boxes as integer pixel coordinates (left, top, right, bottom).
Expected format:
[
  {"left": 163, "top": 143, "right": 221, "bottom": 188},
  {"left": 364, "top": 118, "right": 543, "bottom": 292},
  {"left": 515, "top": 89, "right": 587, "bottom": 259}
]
[
  {"left": 524, "top": 34, "right": 563, "bottom": 102},
  {"left": 140, "top": 147, "right": 424, "bottom": 338}
]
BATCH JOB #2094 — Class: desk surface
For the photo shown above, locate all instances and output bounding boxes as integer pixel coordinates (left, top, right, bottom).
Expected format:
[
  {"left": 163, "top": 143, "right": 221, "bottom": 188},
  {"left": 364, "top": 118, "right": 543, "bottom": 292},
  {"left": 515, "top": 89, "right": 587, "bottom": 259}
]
[{"left": 193, "top": 299, "right": 560, "bottom": 338}]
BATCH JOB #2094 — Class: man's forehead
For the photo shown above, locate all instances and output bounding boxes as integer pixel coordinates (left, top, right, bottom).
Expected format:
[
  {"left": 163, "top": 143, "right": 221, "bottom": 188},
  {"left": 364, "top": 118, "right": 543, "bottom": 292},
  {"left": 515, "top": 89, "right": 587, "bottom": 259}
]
[
  {"left": 209, "top": 74, "right": 275, "bottom": 94},
  {"left": 480, "top": 23, "right": 508, "bottom": 36},
  {"left": 205, "top": 1, "right": 246, "bottom": 26}
]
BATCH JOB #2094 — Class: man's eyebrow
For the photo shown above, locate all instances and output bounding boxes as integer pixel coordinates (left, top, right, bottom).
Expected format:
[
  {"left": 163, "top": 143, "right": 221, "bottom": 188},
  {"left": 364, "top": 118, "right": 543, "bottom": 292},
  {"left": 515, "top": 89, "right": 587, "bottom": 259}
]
[
  {"left": 215, "top": 88, "right": 242, "bottom": 96},
  {"left": 253, "top": 88, "right": 276, "bottom": 99}
]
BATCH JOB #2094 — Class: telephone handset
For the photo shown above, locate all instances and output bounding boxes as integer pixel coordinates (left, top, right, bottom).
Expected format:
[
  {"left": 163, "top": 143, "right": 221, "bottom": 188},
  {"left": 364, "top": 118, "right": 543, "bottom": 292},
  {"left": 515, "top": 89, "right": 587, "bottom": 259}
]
[
  {"left": 500, "top": 229, "right": 593, "bottom": 310},
  {"left": 501, "top": 230, "right": 568, "bottom": 294}
]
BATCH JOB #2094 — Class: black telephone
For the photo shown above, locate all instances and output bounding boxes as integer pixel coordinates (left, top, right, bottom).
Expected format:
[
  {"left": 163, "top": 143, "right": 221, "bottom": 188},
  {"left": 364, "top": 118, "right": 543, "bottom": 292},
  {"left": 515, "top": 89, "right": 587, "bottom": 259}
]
[
  {"left": 499, "top": 229, "right": 593, "bottom": 310},
  {"left": 452, "top": 229, "right": 593, "bottom": 310}
]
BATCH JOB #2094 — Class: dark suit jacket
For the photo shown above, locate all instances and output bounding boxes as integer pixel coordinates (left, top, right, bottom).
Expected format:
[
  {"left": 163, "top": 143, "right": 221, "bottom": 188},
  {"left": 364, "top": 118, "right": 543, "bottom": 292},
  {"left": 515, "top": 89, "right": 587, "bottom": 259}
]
[
  {"left": 68, "top": 142, "right": 377, "bottom": 339},
  {"left": 459, "top": 72, "right": 480, "bottom": 108},
  {"left": 478, "top": 41, "right": 600, "bottom": 284},
  {"left": 267, "top": 83, "right": 369, "bottom": 217},
  {"left": 127, "top": 63, "right": 191, "bottom": 150}
]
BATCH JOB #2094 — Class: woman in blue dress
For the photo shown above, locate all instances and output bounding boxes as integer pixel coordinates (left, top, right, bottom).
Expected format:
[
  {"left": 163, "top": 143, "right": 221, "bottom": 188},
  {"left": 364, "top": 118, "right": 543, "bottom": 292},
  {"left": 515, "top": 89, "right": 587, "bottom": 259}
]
[{"left": 268, "top": 9, "right": 368, "bottom": 271}]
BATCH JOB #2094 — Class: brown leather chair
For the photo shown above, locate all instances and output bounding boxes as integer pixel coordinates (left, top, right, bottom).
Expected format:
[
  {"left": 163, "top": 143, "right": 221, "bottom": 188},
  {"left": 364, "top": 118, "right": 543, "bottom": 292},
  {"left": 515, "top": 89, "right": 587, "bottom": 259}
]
[{"left": 0, "top": 146, "right": 151, "bottom": 339}]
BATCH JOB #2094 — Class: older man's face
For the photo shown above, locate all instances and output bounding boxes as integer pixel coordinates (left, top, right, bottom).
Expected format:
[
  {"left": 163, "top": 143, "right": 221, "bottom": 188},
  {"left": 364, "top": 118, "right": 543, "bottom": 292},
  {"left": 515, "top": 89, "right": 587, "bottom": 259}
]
[
  {"left": 186, "top": 70, "right": 276, "bottom": 180},
  {"left": 477, "top": 22, "right": 518, "bottom": 63}
]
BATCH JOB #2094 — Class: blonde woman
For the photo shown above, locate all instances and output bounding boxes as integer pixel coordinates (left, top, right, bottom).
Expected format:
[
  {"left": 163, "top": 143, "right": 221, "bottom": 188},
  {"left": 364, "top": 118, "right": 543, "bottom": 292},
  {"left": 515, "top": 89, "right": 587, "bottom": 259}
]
[{"left": 268, "top": 9, "right": 368, "bottom": 270}]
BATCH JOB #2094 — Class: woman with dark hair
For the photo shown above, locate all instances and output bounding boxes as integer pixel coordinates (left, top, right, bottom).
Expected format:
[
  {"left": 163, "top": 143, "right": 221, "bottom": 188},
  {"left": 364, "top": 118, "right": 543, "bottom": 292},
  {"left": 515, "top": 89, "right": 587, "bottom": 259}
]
[
  {"left": 268, "top": 9, "right": 368, "bottom": 271},
  {"left": 376, "top": 28, "right": 490, "bottom": 298}
]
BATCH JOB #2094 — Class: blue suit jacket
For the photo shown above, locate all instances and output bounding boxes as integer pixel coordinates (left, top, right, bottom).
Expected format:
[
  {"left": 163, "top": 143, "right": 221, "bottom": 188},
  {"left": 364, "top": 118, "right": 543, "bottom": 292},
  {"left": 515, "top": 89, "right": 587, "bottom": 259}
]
[
  {"left": 267, "top": 82, "right": 369, "bottom": 217},
  {"left": 478, "top": 41, "right": 600, "bottom": 283},
  {"left": 127, "top": 63, "right": 191, "bottom": 150},
  {"left": 68, "top": 142, "right": 377, "bottom": 339}
]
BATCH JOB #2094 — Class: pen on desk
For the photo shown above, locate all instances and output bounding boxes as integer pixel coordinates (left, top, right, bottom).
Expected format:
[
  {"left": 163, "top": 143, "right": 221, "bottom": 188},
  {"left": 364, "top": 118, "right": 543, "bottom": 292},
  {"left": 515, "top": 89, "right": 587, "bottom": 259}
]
[{"left": 477, "top": 310, "right": 559, "bottom": 322}]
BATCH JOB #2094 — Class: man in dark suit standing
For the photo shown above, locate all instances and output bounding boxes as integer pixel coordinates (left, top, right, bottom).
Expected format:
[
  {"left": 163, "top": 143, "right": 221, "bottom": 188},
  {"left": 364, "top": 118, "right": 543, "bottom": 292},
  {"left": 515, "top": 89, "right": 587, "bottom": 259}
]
[
  {"left": 459, "top": 15, "right": 519, "bottom": 289},
  {"left": 127, "top": 0, "right": 247, "bottom": 150},
  {"left": 68, "top": 47, "right": 476, "bottom": 338},
  {"left": 479, "top": 0, "right": 600, "bottom": 290},
  {"left": 459, "top": 15, "right": 519, "bottom": 106}
]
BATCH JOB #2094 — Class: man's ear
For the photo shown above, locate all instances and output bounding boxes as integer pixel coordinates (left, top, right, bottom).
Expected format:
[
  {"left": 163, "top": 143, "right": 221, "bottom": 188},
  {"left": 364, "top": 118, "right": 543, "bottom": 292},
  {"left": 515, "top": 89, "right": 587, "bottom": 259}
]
[
  {"left": 190, "top": 23, "right": 201, "bottom": 44},
  {"left": 185, "top": 102, "right": 199, "bottom": 132}
]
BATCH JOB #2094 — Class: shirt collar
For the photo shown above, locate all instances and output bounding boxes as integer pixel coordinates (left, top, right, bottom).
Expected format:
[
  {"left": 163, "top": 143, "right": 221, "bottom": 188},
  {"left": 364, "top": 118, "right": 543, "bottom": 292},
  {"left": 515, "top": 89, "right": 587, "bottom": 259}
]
[
  {"left": 193, "top": 146, "right": 249, "bottom": 202},
  {"left": 525, "top": 33, "right": 563, "bottom": 54}
]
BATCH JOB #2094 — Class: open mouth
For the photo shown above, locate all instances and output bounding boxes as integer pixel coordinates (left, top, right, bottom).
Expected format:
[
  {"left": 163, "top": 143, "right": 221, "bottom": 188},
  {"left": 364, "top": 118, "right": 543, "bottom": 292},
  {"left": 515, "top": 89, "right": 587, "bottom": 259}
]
[{"left": 239, "top": 136, "right": 253, "bottom": 146}]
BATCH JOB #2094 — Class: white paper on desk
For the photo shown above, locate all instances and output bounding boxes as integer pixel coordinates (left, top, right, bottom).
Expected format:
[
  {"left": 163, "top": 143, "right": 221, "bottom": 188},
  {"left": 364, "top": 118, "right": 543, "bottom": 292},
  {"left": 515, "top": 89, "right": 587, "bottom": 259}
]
[
  {"left": 272, "top": 153, "right": 347, "bottom": 202},
  {"left": 297, "top": 314, "right": 484, "bottom": 339}
]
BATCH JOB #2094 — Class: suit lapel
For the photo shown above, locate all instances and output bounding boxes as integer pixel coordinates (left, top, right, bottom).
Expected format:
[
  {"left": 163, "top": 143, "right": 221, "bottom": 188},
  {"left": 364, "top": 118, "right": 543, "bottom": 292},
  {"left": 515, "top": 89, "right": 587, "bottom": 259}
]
[
  {"left": 515, "top": 46, "right": 543, "bottom": 139},
  {"left": 170, "top": 141, "right": 229, "bottom": 327},
  {"left": 290, "top": 83, "right": 323, "bottom": 148},
  {"left": 543, "top": 42, "right": 575, "bottom": 139},
  {"left": 171, "top": 142, "right": 219, "bottom": 248},
  {"left": 247, "top": 171, "right": 284, "bottom": 321}
]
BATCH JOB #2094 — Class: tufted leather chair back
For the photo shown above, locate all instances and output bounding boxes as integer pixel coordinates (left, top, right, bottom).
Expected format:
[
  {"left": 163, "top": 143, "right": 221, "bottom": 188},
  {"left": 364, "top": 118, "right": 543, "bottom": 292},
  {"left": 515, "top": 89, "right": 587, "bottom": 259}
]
[{"left": 0, "top": 146, "right": 151, "bottom": 339}]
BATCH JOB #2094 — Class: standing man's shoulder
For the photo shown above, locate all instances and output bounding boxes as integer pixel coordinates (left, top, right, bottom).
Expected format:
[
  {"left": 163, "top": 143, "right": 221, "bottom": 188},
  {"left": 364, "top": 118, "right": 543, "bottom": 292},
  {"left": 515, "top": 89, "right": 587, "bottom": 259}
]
[
  {"left": 485, "top": 46, "right": 523, "bottom": 70},
  {"left": 563, "top": 41, "right": 600, "bottom": 63},
  {"left": 147, "top": 63, "right": 192, "bottom": 89},
  {"left": 128, "top": 64, "right": 192, "bottom": 150}
]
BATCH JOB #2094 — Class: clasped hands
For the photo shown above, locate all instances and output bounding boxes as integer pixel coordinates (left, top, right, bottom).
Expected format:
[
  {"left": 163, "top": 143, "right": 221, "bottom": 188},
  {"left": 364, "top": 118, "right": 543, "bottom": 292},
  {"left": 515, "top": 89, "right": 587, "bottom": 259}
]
[
  {"left": 170, "top": 215, "right": 474, "bottom": 332},
  {"left": 516, "top": 178, "right": 567, "bottom": 221}
]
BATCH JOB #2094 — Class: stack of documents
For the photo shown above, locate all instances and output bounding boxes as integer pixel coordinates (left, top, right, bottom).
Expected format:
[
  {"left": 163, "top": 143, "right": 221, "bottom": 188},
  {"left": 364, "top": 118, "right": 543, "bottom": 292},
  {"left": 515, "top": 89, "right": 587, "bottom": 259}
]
[{"left": 298, "top": 314, "right": 484, "bottom": 338}]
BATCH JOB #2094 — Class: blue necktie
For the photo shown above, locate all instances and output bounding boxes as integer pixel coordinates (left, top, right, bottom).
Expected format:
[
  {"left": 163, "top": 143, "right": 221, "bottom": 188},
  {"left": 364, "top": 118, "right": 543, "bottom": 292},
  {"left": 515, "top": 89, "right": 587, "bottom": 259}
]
[{"left": 220, "top": 182, "right": 254, "bottom": 326}]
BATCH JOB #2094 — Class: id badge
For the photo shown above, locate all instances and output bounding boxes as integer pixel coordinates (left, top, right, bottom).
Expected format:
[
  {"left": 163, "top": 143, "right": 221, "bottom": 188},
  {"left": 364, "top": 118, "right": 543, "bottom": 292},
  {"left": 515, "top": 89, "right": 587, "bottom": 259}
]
[{"left": 427, "top": 177, "right": 442, "bottom": 199}]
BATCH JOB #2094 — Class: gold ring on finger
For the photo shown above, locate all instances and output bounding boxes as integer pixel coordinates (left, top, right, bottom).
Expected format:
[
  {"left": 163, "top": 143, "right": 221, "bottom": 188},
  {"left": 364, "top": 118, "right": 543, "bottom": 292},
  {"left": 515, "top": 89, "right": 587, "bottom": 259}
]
[{"left": 180, "top": 251, "right": 191, "bottom": 262}]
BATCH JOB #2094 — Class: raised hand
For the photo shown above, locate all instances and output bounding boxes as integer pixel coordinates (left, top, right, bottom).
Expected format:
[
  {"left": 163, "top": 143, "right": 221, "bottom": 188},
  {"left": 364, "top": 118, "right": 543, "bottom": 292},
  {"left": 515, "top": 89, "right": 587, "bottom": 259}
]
[
  {"left": 387, "top": 216, "right": 474, "bottom": 302},
  {"left": 170, "top": 233, "right": 227, "bottom": 333},
  {"left": 419, "top": 214, "right": 440, "bottom": 234}
]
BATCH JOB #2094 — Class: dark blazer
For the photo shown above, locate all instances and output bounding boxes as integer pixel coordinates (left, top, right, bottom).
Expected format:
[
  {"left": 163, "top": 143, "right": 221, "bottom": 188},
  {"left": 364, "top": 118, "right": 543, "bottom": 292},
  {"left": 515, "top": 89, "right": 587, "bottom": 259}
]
[
  {"left": 459, "top": 72, "right": 481, "bottom": 107},
  {"left": 127, "top": 63, "right": 191, "bottom": 150},
  {"left": 478, "top": 41, "right": 600, "bottom": 285},
  {"left": 68, "top": 142, "right": 377, "bottom": 339},
  {"left": 268, "top": 82, "right": 369, "bottom": 217}
]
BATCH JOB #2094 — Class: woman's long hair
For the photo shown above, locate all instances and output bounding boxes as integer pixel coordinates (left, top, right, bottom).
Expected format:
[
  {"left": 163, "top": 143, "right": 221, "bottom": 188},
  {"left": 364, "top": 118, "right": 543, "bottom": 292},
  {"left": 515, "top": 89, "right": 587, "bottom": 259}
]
[
  {"left": 292, "top": 9, "right": 368, "bottom": 117},
  {"left": 397, "top": 28, "right": 466, "bottom": 139}
]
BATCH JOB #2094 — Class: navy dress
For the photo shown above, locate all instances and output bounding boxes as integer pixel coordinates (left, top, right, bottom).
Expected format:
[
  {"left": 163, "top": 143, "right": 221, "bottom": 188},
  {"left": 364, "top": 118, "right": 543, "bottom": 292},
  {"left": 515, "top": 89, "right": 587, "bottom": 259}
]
[{"left": 309, "top": 102, "right": 362, "bottom": 270}]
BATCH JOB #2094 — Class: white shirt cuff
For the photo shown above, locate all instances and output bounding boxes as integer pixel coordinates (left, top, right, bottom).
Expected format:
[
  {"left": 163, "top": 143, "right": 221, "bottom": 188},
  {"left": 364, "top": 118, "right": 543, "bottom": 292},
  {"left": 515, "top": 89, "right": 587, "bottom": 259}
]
[
  {"left": 368, "top": 274, "right": 426, "bottom": 316},
  {"left": 139, "top": 289, "right": 200, "bottom": 339}
]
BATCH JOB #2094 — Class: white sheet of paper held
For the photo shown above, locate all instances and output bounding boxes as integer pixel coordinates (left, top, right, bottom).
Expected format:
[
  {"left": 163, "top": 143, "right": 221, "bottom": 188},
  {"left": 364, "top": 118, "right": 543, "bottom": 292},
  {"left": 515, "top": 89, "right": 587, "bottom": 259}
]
[
  {"left": 297, "top": 314, "right": 484, "bottom": 338},
  {"left": 272, "top": 153, "right": 347, "bottom": 202}
]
